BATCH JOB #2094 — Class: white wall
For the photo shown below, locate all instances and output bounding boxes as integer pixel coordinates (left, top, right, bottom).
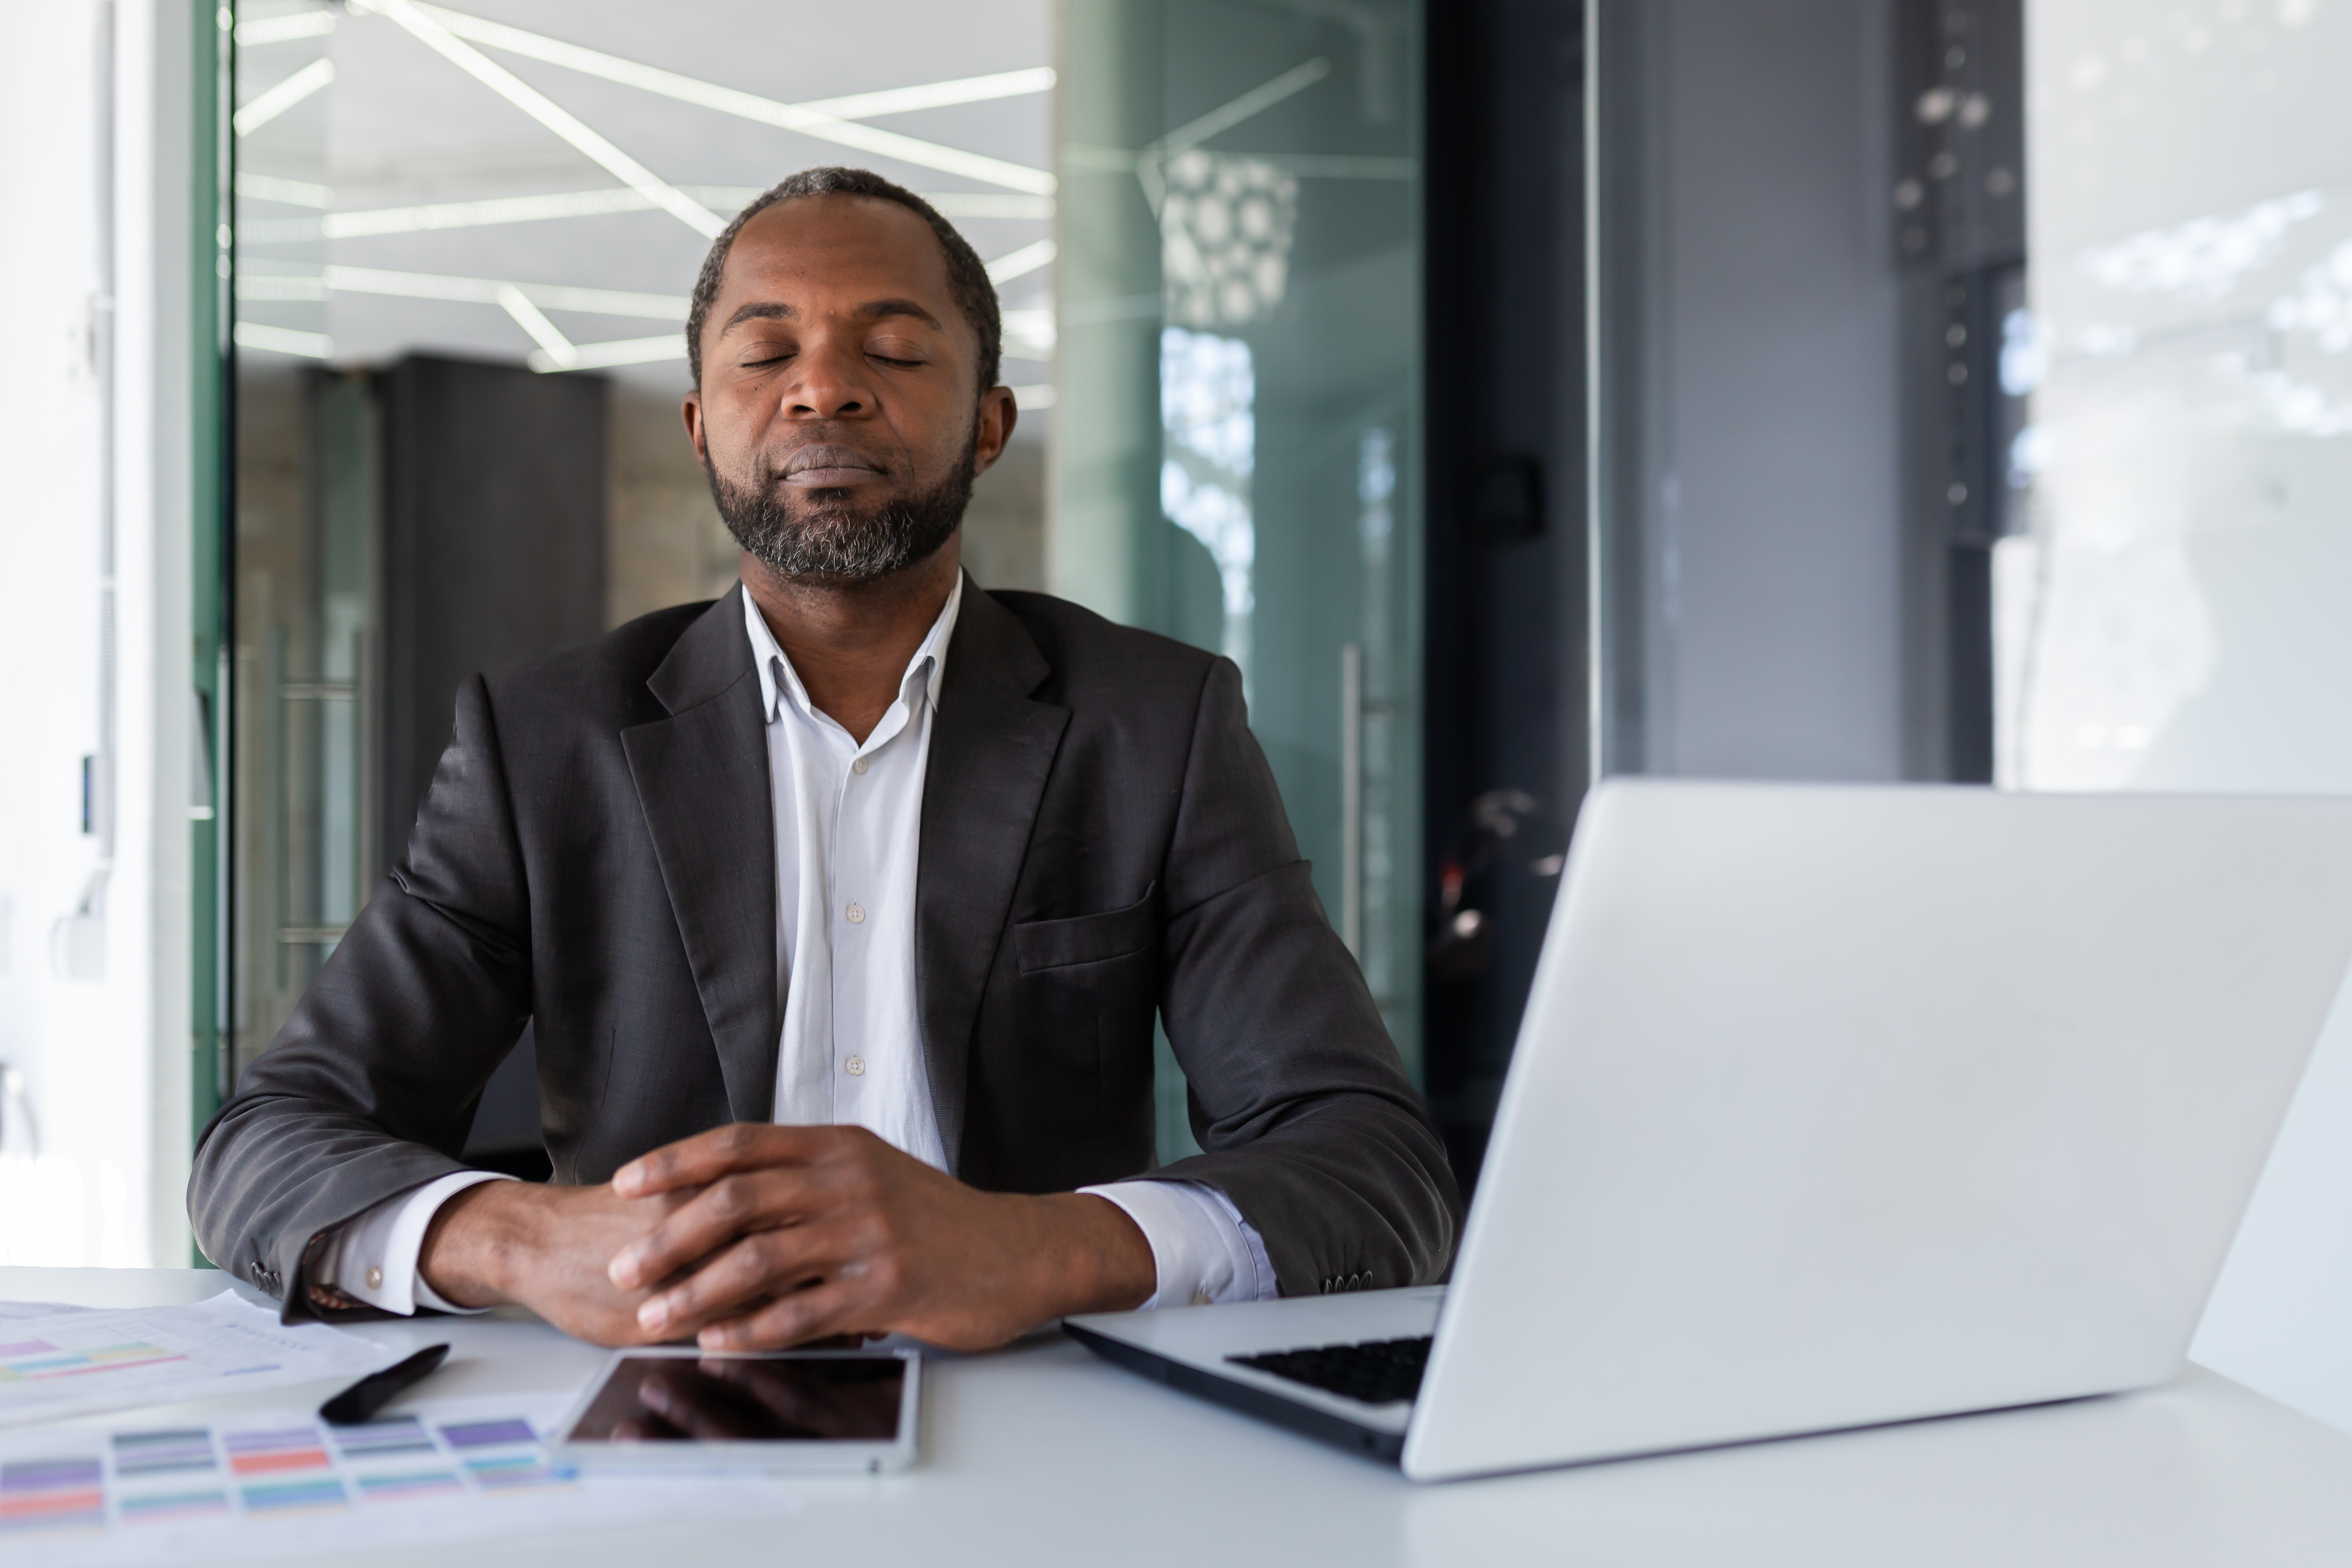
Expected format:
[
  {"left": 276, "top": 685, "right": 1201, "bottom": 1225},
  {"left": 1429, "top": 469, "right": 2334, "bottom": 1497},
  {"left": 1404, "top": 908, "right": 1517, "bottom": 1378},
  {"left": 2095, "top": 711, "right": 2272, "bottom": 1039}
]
[
  {"left": 0, "top": 0, "right": 194, "bottom": 1269},
  {"left": 2018, "top": 0, "right": 2352, "bottom": 1431}
]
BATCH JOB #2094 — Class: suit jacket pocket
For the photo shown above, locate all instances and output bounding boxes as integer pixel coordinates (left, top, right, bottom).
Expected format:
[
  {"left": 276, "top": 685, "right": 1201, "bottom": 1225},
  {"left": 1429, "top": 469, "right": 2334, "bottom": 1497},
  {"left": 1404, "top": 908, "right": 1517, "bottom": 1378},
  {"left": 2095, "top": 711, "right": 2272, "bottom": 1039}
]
[{"left": 1012, "top": 884, "right": 1159, "bottom": 974}]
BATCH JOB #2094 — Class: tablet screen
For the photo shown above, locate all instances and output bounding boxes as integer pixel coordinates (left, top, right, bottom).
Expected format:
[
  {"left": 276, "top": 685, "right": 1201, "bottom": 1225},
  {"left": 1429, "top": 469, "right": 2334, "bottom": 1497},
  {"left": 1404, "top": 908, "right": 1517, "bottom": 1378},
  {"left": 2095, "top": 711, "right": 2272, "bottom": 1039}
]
[{"left": 566, "top": 1354, "right": 906, "bottom": 1443}]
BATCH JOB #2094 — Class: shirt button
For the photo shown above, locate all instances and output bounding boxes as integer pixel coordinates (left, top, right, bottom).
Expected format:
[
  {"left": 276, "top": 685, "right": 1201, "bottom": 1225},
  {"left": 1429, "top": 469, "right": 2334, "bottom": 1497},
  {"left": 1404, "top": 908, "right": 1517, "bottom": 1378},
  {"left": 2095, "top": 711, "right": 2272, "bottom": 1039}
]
[
  {"left": 845, "top": 902, "right": 865, "bottom": 924},
  {"left": 845, "top": 1056, "right": 866, "bottom": 1076},
  {"left": 365, "top": 1267, "right": 383, "bottom": 1290},
  {"left": 851, "top": 756, "right": 870, "bottom": 775}
]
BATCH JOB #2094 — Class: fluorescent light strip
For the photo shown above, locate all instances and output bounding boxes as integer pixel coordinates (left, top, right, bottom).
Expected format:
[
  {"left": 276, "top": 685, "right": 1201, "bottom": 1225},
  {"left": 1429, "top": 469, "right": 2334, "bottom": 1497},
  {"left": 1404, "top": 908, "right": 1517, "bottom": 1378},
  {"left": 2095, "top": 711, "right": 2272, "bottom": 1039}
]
[
  {"left": 1004, "top": 383, "right": 1057, "bottom": 410},
  {"left": 239, "top": 185, "right": 1056, "bottom": 247},
  {"left": 408, "top": 2, "right": 1055, "bottom": 196},
  {"left": 327, "top": 186, "right": 653, "bottom": 237},
  {"left": 244, "top": 189, "right": 654, "bottom": 244},
  {"left": 361, "top": 0, "right": 724, "bottom": 239},
  {"left": 795, "top": 67, "right": 1056, "bottom": 122},
  {"left": 235, "top": 321, "right": 334, "bottom": 358},
  {"left": 1149, "top": 57, "right": 1330, "bottom": 161},
  {"left": 321, "top": 263, "right": 687, "bottom": 319},
  {"left": 236, "top": 9, "right": 337, "bottom": 45},
  {"left": 234, "top": 57, "right": 335, "bottom": 137},
  {"left": 239, "top": 216, "right": 328, "bottom": 244},
  {"left": 237, "top": 171, "right": 334, "bottom": 209},
  {"left": 1002, "top": 308, "right": 1057, "bottom": 359},
  {"left": 531, "top": 335, "right": 684, "bottom": 373},
  {"left": 986, "top": 238, "right": 1057, "bottom": 285},
  {"left": 924, "top": 192, "right": 1055, "bottom": 220},
  {"left": 497, "top": 286, "right": 579, "bottom": 368},
  {"left": 694, "top": 188, "right": 1055, "bottom": 221},
  {"left": 236, "top": 273, "right": 328, "bottom": 301}
]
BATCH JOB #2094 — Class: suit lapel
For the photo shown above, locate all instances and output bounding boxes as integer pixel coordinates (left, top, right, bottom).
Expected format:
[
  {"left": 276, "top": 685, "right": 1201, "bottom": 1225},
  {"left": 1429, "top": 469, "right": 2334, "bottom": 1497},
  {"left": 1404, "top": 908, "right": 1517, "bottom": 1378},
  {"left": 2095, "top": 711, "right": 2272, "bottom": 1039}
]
[
  {"left": 918, "top": 583, "right": 1068, "bottom": 1171},
  {"left": 622, "top": 587, "right": 779, "bottom": 1123}
]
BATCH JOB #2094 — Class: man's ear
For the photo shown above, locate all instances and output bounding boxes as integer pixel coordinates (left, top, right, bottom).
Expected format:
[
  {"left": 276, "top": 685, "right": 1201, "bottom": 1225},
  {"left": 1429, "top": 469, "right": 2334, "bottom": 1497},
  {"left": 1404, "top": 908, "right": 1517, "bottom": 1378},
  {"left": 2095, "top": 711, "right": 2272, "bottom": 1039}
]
[
  {"left": 681, "top": 388, "right": 709, "bottom": 465},
  {"left": 972, "top": 385, "right": 1019, "bottom": 476}
]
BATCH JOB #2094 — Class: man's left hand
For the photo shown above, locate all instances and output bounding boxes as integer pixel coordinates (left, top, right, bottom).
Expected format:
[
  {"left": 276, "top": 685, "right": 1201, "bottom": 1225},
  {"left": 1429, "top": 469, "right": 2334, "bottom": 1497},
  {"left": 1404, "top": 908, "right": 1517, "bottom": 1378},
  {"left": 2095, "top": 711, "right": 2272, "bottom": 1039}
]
[{"left": 604, "top": 1124, "right": 1157, "bottom": 1351}]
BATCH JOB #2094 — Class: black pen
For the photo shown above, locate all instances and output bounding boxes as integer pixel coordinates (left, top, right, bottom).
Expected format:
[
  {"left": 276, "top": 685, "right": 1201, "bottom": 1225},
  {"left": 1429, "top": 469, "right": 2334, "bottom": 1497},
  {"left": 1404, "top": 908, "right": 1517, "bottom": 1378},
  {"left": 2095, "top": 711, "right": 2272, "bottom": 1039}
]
[{"left": 320, "top": 1343, "right": 451, "bottom": 1426}]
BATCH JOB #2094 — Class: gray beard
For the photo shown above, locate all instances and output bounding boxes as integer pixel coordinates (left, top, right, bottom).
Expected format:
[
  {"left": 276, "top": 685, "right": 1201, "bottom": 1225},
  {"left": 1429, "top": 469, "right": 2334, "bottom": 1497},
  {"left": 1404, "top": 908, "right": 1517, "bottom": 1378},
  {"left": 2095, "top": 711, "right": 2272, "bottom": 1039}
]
[{"left": 708, "top": 450, "right": 973, "bottom": 580}]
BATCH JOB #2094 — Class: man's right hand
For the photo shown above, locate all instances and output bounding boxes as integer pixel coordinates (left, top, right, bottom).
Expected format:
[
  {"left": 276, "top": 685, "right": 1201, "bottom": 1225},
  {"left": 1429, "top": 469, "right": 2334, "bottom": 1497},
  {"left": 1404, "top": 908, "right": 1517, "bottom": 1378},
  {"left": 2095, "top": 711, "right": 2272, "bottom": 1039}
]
[{"left": 419, "top": 1180, "right": 699, "bottom": 1346}]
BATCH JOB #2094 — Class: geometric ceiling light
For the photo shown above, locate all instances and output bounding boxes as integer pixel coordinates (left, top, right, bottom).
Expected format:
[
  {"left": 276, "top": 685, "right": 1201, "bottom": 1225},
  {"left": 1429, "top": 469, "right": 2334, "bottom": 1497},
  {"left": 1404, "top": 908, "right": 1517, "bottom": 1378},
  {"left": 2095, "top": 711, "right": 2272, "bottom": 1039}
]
[
  {"left": 985, "top": 239, "right": 1058, "bottom": 286},
  {"left": 236, "top": 171, "right": 334, "bottom": 208},
  {"left": 496, "top": 284, "right": 581, "bottom": 370},
  {"left": 235, "top": 9, "right": 337, "bottom": 45},
  {"left": 238, "top": 261, "right": 686, "bottom": 319},
  {"left": 361, "top": 0, "right": 726, "bottom": 238},
  {"left": 238, "top": 186, "right": 1056, "bottom": 248},
  {"left": 233, "top": 57, "right": 335, "bottom": 136},
  {"left": 795, "top": 67, "right": 1057, "bottom": 124},
  {"left": 405, "top": 0, "right": 1056, "bottom": 196},
  {"left": 242, "top": 5, "right": 1054, "bottom": 195},
  {"left": 526, "top": 333, "right": 687, "bottom": 375},
  {"left": 324, "top": 263, "right": 686, "bottom": 319}
]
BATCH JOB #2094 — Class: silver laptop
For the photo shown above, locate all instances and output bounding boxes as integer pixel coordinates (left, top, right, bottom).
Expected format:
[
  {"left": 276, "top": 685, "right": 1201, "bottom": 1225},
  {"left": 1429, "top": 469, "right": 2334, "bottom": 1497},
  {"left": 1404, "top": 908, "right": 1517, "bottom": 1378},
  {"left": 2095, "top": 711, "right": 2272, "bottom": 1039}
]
[{"left": 1067, "top": 780, "right": 2352, "bottom": 1481}]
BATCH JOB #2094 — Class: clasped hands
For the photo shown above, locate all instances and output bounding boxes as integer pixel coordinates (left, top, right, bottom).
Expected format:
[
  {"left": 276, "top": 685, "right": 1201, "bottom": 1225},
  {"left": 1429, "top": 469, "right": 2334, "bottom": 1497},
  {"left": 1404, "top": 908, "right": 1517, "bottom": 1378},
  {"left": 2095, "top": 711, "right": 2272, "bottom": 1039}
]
[{"left": 416, "top": 1124, "right": 1157, "bottom": 1351}]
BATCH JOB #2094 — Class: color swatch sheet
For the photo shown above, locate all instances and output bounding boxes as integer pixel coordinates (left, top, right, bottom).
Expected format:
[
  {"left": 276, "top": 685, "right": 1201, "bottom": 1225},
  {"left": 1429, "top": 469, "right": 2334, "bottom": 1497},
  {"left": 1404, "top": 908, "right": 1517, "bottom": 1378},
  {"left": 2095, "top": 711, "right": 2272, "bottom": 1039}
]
[
  {"left": 0, "top": 1294, "right": 391, "bottom": 1428},
  {"left": 0, "top": 1392, "right": 800, "bottom": 1566}
]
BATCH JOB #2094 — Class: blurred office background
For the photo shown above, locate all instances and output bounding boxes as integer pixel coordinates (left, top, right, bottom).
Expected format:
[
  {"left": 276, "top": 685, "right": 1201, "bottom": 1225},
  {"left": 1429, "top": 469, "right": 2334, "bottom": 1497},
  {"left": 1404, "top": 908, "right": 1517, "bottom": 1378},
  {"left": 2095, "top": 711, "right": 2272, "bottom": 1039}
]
[{"left": 5, "top": 0, "right": 2352, "bottom": 1435}]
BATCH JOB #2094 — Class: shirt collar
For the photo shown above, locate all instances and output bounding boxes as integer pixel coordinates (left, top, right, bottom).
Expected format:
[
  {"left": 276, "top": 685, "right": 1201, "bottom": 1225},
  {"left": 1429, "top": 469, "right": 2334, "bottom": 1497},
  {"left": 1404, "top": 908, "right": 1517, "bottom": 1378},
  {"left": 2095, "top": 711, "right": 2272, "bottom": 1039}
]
[{"left": 740, "top": 574, "right": 964, "bottom": 728}]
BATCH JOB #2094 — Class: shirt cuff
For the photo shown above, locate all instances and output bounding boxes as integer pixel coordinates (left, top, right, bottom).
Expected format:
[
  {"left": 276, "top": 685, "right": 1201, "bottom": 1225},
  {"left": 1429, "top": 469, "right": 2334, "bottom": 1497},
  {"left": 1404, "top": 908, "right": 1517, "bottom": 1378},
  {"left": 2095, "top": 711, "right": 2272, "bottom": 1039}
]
[
  {"left": 315, "top": 1170, "right": 517, "bottom": 1315},
  {"left": 1079, "top": 1180, "right": 1278, "bottom": 1309}
]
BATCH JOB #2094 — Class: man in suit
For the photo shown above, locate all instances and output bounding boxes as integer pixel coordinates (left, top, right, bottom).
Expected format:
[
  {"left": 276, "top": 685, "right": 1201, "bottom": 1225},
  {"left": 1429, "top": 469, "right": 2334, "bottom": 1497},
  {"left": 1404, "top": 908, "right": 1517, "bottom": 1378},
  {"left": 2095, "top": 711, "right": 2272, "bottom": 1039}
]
[{"left": 190, "top": 167, "right": 1457, "bottom": 1352}]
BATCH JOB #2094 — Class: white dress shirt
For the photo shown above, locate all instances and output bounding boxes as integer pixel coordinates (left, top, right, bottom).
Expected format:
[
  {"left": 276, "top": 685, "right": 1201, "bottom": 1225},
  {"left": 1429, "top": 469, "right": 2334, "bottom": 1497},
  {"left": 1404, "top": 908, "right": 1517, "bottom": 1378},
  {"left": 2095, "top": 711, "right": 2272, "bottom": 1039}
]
[{"left": 319, "top": 579, "right": 1275, "bottom": 1315}]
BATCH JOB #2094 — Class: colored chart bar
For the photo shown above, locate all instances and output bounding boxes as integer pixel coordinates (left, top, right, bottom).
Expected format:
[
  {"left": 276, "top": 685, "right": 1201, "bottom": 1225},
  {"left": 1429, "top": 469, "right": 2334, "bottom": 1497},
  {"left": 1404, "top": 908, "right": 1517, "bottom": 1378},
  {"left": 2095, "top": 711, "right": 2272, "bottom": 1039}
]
[
  {"left": 0, "top": 1341, "right": 186, "bottom": 1384},
  {"left": 355, "top": 1468, "right": 465, "bottom": 1498},
  {"left": 0, "top": 1406, "right": 621, "bottom": 1541},
  {"left": 111, "top": 1429, "right": 219, "bottom": 1476},
  {"left": 0, "top": 1457, "right": 104, "bottom": 1532},
  {"left": 239, "top": 1475, "right": 350, "bottom": 1512},
  {"left": 330, "top": 1416, "right": 439, "bottom": 1459},
  {"left": 438, "top": 1419, "right": 537, "bottom": 1449}
]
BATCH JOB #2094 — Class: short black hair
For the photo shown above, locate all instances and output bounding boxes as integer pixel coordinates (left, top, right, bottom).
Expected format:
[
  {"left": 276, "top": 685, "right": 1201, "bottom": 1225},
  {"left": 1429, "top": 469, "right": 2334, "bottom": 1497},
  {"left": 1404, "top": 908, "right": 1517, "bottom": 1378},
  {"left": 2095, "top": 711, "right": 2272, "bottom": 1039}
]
[{"left": 685, "top": 166, "right": 1001, "bottom": 395}]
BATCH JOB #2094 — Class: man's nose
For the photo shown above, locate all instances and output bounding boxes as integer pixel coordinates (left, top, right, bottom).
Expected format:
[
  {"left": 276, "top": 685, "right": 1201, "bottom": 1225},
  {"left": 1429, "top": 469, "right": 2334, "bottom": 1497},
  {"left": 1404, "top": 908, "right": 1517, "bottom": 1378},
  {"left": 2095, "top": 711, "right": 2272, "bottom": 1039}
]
[{"left": 782, "top": 337, "right": 872, "bottom": 418}]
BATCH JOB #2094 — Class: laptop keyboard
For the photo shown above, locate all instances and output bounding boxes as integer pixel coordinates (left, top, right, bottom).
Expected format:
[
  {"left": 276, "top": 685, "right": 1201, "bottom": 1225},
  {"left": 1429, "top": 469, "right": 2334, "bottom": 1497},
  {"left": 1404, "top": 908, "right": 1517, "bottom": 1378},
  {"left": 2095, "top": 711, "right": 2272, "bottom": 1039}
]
[{"left": 1229, "top": 1335, "right": 1434, "bottom": 1406}]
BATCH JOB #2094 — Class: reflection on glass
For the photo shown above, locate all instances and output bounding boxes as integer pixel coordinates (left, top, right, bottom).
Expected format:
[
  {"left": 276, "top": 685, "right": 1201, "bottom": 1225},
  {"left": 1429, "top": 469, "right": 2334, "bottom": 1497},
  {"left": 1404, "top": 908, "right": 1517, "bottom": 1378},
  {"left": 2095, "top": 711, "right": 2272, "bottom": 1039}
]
[
  {"left": 1159, "top": 152, "right": 1298, "bottom": 327},
  {"left": 2020, "top": 0, "right": 2352, "bottom": 1433},
  {"left": 233, "top": 2, "right": 354, "bottom": 1075},
  {"left": 1356, "top": 428, "right": 1396, "bottom": 999},
  {"left": 1160, "top": 327, "right": 1257, "bottom": 680},
  {"left": 1059, "top": 0, "right": 1424, "bottom": 1133},
  {"left": 2004, "top": 5, "right": 2352, "bottom": 794}
]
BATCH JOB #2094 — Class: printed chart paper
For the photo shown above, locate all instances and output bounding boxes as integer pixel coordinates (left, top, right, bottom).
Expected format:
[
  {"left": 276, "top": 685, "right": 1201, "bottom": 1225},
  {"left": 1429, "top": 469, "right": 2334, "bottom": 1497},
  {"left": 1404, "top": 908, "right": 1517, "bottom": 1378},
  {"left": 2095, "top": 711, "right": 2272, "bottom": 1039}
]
[
  {"left": 0, "top": 1304, "right": 82, "bottom": 1323},
  {"left": 0, "top": 1293, "right": 390, "bottom": 1427},
  {"left": 0, "top": 1392, "right": 801, "bottom": 1566}
]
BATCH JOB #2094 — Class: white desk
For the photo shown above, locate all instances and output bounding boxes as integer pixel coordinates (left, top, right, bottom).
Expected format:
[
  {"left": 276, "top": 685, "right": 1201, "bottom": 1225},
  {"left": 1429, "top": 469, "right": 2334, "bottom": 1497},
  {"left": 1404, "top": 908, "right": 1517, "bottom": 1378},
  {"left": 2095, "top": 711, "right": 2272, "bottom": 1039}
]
[{"left": 7, "top": 1265, "right": 2350, "bottom": 1566}]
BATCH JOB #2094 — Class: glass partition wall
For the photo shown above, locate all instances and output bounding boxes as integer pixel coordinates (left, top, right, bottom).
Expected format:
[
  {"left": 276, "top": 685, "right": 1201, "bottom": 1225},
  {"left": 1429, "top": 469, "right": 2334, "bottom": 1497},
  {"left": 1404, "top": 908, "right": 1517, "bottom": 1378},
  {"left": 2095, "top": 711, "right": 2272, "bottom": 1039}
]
[
  {"left": 228, "top": 1, "right": 1057, "bottom": 1160},
  {"left": 2016, "top": 0, "right": 2352, "bottom": 1436},
  {"left": 1056, "top": 0, "right": 1425, "bottom": 1156}
]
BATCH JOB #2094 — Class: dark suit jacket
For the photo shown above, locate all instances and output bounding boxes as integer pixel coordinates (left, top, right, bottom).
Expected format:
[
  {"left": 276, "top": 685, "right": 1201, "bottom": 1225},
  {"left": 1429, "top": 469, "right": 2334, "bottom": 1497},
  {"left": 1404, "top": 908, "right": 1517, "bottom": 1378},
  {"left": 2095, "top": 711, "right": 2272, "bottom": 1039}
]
[{"left": 190, "top": 581, "right": 1459, "bottom": 1315}]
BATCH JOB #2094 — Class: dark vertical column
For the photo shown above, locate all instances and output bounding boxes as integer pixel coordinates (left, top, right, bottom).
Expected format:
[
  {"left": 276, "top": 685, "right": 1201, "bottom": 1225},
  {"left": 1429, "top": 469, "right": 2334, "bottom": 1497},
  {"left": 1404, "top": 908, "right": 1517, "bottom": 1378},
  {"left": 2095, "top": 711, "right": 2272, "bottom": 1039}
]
[
  {"left": 1422, "top": 0, "right": 1588, "bottom": 1194},
  {"left": 1892, "top": 0, "right": 2025, "bottom": 783},
  {"left": 380, "top": 355, "right": 610, "bottom": 872},
  {"left": 379, "top": 355, "right": 608, "bottom": 1171}
]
